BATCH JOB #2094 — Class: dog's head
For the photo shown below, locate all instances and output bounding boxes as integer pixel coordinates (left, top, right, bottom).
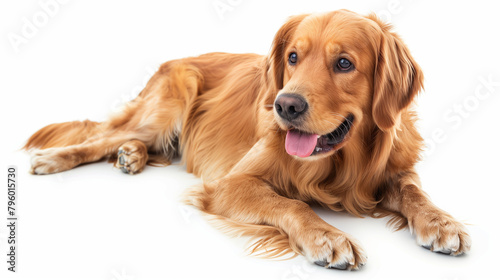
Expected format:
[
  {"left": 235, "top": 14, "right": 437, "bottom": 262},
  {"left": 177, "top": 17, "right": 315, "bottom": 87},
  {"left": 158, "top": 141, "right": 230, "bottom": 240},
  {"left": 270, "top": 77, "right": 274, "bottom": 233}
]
[{"left": 268, "top": 10, "right": 423, "bottom": 159}]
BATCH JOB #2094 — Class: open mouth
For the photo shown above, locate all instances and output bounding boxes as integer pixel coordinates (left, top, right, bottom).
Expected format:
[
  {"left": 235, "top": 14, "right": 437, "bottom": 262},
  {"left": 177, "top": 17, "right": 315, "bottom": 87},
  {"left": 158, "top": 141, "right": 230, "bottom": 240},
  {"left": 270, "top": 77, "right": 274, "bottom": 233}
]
[{"left": 285, "top": 114, "right": 354, "bottom": 158}]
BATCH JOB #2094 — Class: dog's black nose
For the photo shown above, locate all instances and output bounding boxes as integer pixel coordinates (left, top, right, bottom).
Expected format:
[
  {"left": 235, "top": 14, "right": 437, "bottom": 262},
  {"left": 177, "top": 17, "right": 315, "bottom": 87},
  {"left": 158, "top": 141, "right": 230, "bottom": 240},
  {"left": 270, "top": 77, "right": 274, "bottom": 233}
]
[{"left": 274, "top": 94, "right": 308, "bottom": 121}]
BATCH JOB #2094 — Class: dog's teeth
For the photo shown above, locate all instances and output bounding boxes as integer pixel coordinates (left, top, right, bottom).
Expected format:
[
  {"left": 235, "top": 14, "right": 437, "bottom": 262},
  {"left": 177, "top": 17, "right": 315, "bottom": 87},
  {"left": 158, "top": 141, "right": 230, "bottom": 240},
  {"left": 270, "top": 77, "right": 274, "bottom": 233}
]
[
  {"left": 317, "top": 135, "right": 321, "bottom": 138},
  {"left": 315, "top": 147, "right": 321, "bottom": 152}
]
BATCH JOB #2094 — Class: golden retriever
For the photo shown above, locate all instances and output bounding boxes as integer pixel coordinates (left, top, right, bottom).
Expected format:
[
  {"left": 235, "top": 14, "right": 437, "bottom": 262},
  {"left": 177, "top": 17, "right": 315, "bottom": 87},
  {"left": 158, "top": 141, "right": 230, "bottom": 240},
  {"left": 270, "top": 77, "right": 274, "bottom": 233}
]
[{"left": 25, "top": 10, "right": 470, "bottom": 270}]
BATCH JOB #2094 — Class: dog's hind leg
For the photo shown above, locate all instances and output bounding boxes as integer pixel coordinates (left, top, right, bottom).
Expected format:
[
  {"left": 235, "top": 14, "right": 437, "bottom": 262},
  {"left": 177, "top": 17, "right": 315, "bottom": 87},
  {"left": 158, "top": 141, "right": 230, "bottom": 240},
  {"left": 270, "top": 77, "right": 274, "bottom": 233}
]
[
  {"left": 29, "top": 132, "right": 139, "bottom": 175},
  {"left": 28, "top": 60, "right": 203, "bottom": 175}
]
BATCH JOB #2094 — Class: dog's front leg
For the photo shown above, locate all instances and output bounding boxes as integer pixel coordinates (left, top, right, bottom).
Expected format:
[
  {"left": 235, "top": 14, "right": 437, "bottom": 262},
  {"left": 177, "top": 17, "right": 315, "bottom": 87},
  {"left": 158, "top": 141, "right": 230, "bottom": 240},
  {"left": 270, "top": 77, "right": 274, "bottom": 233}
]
[
  {"left": 203, "top": 174, "right": 367, "bottom": 270},
  {"left": 381, "top": 170, "right": 471, "bottom": 255}
]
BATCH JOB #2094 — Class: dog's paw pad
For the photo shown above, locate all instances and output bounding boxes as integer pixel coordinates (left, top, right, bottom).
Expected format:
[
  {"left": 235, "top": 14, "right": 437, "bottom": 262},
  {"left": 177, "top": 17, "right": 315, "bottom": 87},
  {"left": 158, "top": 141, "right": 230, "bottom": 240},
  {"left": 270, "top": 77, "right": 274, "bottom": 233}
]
[{"left": 114, "top": 141, "right": 148, "bottom": 175}]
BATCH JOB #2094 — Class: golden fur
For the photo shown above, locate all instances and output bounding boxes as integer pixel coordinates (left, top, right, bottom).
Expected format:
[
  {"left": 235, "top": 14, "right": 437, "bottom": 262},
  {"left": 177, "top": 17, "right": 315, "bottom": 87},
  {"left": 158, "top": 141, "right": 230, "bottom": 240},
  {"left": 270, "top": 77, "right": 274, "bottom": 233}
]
[{"left": 25, "top": 10, "right": 470, "bottom": 270}]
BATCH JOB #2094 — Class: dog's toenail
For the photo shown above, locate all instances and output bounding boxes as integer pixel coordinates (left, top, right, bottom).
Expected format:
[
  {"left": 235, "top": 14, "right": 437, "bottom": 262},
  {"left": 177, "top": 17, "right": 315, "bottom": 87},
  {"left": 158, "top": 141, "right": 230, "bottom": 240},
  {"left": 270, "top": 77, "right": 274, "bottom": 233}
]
[
  {"left": 120, "top": 166, "right": 129, "bottom": 174},
  {"left": 119, "top": 155, "right": 125, "bottom": 165},
  {"left": 329, "top": 262, "right": 348, "bottom": 270},
  {"left": 314, "top": 260, "right": 328, "bottom": 267}
]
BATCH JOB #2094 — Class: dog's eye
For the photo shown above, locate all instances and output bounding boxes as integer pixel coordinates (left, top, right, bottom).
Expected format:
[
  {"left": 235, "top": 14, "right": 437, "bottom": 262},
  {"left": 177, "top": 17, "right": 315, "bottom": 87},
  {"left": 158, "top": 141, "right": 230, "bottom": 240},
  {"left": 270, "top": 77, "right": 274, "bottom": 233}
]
[
  {"left": 336, "top": 58, "right": 353, "bottom": 72},
  {"left": 288, "top": 52, "right": 298, "bottom": 65}
]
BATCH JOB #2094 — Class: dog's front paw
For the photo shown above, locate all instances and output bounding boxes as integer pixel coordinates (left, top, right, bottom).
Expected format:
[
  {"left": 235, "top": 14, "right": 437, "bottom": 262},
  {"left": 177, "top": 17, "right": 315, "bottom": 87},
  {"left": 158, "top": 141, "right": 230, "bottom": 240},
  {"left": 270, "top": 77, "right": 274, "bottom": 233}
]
[
  {"left": 30, "top": 148, "right": 77, "bottom": 175},
  {"left": 295, "top": 228, "right": 367, "bottom": 270},
  {"left": 411, "top": 211, "right": 471, "bottom": 256}
]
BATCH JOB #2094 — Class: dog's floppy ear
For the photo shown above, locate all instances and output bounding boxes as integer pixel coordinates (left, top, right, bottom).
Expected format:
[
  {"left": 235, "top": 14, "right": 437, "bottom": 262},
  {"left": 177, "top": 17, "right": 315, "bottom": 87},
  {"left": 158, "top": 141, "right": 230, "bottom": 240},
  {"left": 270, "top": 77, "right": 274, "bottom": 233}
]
[
  {"left": 369, "top": 15, "right": 424, "bottom": 131},
  {"left": 264, "top": 14, "right": 308, "bottom": 108}
]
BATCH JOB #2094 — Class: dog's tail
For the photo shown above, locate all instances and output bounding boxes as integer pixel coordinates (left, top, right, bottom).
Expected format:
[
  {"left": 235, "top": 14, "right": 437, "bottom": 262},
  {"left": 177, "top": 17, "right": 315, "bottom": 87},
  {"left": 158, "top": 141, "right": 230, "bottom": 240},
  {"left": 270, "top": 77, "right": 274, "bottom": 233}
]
[
  {"left": 184, "top": 184, "right": 298, "bottom": 259},
  {"left": 23, "top": 120, "right": 101, "bottom": 150}
]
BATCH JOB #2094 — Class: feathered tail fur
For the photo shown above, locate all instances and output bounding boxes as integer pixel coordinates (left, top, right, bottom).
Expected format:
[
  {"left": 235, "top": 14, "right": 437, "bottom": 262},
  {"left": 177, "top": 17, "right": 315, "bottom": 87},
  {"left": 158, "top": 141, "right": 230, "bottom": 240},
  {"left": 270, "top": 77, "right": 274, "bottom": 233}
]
[{"left": 23, "top": 120, "right": 101, "bottom": 150}]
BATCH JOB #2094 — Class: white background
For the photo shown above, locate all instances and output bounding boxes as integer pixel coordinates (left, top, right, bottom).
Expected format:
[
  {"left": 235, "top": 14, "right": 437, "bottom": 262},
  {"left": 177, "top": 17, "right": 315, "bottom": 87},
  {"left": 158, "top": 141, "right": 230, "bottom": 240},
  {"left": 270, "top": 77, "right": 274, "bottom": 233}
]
[{"left": 1, "top": 1, "right": 500, "bottom": 279}]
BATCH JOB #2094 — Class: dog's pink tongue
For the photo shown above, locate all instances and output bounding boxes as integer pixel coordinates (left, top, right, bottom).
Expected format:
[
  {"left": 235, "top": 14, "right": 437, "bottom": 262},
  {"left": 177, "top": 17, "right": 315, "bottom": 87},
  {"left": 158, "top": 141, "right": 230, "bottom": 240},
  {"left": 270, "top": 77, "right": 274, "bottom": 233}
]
[{"left": 285, "top": 130, "right": 318, "bottom": 158}]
